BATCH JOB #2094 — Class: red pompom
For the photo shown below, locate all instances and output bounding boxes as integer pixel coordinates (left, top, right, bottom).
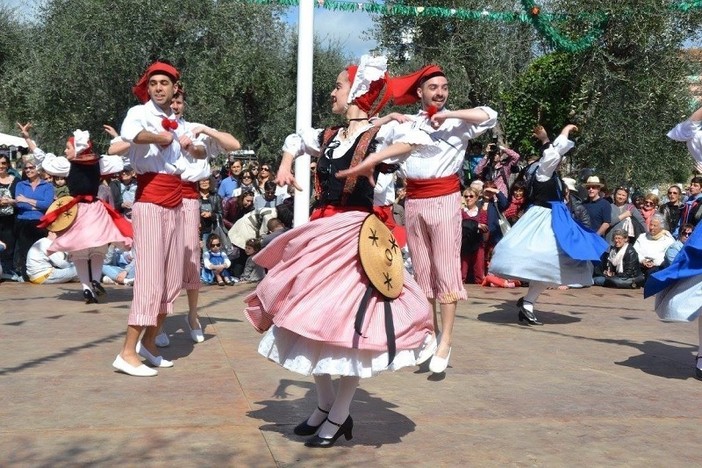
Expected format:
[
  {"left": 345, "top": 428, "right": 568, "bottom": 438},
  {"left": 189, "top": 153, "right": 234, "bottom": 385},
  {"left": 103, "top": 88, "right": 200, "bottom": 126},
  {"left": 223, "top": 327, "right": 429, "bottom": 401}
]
[
  {"left": 161, "top": 118, "right": 179, "bottom": 131},
  {"left": 426, "top": 105, "right": 438, "bottom": 118}
]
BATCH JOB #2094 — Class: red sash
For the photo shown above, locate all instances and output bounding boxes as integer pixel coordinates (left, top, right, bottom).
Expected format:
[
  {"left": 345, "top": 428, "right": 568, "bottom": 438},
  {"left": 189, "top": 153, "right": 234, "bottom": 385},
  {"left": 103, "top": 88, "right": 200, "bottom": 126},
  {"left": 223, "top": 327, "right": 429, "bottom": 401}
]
[
  {"left": 310, "top": 204, "right": 371, "bottom": 221},
  {"left": 405, "top": 174, "right": 460, "bottom": 199},
  {"left": 373, "top": 204, "right": 407, "bottom": 248},
  {"left": 181, "top": 181, "right": 198, "bottom": 200},
  {"left": 135, "top": 173, "right": 182, "bottom": 208}
]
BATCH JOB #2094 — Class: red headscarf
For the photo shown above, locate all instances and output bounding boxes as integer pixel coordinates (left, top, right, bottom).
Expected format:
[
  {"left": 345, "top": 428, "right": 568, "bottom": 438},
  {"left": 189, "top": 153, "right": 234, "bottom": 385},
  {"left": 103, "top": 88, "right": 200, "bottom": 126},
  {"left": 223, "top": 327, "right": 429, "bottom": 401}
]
[
  {"left": 345, "top": 64, "right": 393, "bottom": 117},
  {"left": 132, "top": 61, "right": 181, "bottom": 104},
  {"left": 390, "top": 64, "right": 445, "bottom": 106}
]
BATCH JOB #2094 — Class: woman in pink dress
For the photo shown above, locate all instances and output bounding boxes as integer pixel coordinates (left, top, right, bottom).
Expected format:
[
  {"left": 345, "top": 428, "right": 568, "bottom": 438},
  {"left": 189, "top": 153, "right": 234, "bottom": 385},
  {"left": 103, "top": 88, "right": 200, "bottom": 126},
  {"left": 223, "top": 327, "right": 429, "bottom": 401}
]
[
  {"left": 39, "top": 130, "right": 132, "bottom": 302},
  {"left": 244, "top": 56, "right": 433, "bottom": 448}
]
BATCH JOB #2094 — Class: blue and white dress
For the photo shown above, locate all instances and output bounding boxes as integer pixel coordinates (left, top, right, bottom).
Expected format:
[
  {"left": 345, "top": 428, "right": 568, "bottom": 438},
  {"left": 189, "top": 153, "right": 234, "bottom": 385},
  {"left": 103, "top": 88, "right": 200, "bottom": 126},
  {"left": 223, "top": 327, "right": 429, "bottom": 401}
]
[{"left": 489, "top": 136, "right": 608, "bottom": 286}]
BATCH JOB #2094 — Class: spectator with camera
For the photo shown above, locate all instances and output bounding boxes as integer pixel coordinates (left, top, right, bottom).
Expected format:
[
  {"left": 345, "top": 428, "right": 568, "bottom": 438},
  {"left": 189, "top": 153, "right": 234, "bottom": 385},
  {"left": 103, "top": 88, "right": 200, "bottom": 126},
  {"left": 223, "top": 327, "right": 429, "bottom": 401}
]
[{"left": 474, "top": 140, "right": 521, "bottom": 197}]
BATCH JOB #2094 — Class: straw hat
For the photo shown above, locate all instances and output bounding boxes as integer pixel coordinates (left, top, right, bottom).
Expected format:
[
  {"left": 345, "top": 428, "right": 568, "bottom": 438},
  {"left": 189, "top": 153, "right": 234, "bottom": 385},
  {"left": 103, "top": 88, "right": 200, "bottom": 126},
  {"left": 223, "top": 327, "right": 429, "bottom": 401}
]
[
  {"left": 43, "top": 196, "right": 78, "bottom": 232},
  {"left": 358, "top": 214, "right": 404, "bottom": 299},
  {"left": 562, "top": 177, "right": 577, "bottom": 192},
  {"left": 585, "top": 176, "right": 604, "bottom": 187}
]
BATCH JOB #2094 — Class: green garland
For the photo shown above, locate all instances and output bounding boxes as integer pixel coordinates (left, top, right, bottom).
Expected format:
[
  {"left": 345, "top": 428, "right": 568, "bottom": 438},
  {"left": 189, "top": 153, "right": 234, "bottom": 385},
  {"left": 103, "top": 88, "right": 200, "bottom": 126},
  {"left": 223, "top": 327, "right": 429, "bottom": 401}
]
[{"left": 244, "top": 0, "right": 701, "bottom": 53}]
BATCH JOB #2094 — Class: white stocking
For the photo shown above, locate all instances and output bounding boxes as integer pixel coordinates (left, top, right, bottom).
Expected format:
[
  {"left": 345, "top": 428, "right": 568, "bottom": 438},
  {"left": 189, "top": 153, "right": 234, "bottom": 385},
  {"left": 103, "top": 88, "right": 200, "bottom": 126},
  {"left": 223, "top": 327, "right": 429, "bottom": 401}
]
[
  {"left": 306, "top": 374, "right": 336, "bottom": 426},
  {"left": 73, "top": 258, "right": 92, "bottom": 291},
  {"left": 318, "top": 376, "right": 359, "bottom": 438},
  {"left": 523, "top": 281, "right": 549, "bottom": 311}
]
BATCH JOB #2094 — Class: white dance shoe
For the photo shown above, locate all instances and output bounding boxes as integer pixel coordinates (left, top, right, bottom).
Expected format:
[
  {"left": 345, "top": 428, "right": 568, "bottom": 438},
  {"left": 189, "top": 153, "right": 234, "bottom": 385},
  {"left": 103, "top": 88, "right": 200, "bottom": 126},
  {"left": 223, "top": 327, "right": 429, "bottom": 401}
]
[
  {"left": 136, "top": 341, "right": 174, "bottom": 368},
  {"left": 112, "top": 355, "right": 158, "bottom": 377}
]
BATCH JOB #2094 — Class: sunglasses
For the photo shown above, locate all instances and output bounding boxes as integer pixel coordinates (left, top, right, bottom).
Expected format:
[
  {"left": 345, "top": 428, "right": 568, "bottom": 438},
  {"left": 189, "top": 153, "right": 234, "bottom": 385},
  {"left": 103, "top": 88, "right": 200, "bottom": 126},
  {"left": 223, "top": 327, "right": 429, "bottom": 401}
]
[
  {"left": 643, "top": 201, "right": 655, "bottom": 206},
  {"left": 24, "top": 166, "right": 36, "bottom": 170},
  {"left": 211, "top": 243, "right": 221, "bottom": 247},
  {"left": 681, "top": 231, "right": 692, "bottom": 237},
  {"left": 463, "top": 195, "right": 475, "bottom": 198},
  {"left": 260, "top": 167, "right": 270, "bottom": 171}
]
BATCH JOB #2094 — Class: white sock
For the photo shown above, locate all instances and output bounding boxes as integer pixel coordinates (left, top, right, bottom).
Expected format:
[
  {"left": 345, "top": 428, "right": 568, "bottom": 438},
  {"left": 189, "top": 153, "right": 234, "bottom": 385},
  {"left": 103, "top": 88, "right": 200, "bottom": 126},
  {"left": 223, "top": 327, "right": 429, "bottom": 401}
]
[
  {"left": 524, "top": 281, "right": 549, "bottom": 307},
  {"left": 318, "top": 376, "right": 358, "bottom": 438}
]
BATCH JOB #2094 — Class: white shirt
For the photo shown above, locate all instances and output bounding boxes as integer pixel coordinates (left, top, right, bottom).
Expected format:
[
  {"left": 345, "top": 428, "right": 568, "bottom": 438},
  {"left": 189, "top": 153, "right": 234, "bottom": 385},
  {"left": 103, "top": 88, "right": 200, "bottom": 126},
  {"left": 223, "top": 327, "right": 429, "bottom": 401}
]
[
  {"left": 120, "top": 100, "right": 196, "bottom": 175},
  {"left": 534, "top": 134, "right": 576, "bottom": 182},
  {"left": 667, "top": 118, "right": 702, "bottom": 168},
  {"left": 282, "top": 122, "right": 432, "bottom": 162},
  {"left": 179, "top": 121, "right": 218, "bottom": 182},
  {"left": 373, "top": 172, "right": 396, "bottom": 206},
  {"left": 26, "top": 238, "right": 73, "bottom": 278},
  {"left": 397, "top": 106, "right": 498, "bottom": 180}
]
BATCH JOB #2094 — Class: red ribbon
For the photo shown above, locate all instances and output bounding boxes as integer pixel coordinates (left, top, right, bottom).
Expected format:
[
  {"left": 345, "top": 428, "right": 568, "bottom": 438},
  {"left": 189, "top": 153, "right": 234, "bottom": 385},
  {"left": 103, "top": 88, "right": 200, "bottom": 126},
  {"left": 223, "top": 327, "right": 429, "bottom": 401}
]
[
  {"left": 426, "top": 105, "right": 438, "bottom": 118},
  {"left": 161, "top": 118, "right": 178, "bottom": 131}
]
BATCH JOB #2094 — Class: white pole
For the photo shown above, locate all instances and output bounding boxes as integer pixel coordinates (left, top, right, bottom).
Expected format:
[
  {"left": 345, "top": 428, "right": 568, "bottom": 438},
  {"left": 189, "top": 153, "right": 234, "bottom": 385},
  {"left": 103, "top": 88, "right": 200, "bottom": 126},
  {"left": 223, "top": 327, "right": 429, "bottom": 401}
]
[{"left": 293, "top": 0, "right": 314, "bottom": 227}]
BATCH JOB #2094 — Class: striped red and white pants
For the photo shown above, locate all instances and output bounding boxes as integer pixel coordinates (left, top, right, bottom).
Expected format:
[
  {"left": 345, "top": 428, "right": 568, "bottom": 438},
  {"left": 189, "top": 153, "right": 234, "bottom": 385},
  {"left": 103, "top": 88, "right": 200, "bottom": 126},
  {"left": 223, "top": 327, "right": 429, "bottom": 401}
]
[
  {"left": 404, "top": 192, "right": 467, "bottom": 303},
  {"left": 128, "top": 202, "right": 185, "bottom": 326},
  {"left": 182, "top": 198, "right": 202, "bottom": 290}
]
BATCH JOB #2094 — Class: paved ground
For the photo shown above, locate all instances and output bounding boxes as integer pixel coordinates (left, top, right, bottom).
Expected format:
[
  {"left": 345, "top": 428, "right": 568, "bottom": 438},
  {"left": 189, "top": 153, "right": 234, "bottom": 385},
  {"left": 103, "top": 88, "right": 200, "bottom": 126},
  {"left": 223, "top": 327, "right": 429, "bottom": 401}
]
[{"left": 1, "top": 280, "right": 701, "bottom": 467}]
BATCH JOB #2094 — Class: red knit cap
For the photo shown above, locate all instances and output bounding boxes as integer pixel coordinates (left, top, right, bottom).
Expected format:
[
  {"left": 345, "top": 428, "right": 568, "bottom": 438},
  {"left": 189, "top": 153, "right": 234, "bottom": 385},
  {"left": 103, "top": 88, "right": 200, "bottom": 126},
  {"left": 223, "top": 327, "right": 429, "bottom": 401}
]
[
  {"left": 390, "top": 64, "right": 445, "bottom": 106},
  {"left": 132, "top": 61, "right": 181, "bottom": 104}
]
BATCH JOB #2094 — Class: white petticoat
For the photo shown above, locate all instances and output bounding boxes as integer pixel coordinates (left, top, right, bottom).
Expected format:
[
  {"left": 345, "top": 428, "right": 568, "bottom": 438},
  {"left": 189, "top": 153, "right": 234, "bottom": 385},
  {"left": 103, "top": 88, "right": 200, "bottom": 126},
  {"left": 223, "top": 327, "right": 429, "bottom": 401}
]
[{"left": 258, "top": 326, "right": 426, "bottom": 378}]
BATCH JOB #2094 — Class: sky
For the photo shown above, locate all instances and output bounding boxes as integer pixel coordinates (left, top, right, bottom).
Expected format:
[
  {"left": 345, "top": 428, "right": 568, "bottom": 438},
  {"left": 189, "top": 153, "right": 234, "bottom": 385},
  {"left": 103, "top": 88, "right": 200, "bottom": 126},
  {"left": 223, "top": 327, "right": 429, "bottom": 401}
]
[{"left": 285, "top": 7, "right": 378, "bottom": 59}]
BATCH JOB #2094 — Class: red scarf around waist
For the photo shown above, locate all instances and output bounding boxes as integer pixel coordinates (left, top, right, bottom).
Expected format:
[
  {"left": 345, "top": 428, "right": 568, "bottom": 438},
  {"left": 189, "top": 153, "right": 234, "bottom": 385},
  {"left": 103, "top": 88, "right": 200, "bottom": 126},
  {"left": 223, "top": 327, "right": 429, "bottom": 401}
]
[
  {"left": 181, "top": 181, "right": 198, "bottom": 199},
  {"left": 135, "top": 173, "right": 183, "bottom": 208},
  {"left": 405, "top": 174, "right": 460, "bottom": 199},
  {"left": 310, "top": 204, "right": 371, "bottom": 221}
]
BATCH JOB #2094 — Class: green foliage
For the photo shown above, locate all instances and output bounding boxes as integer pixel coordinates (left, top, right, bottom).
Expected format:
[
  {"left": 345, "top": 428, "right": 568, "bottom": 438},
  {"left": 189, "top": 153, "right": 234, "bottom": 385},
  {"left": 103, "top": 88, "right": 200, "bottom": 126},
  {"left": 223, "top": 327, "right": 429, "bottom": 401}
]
[{"left": 0, "top": 0, "right": 346, "bottom": 169}]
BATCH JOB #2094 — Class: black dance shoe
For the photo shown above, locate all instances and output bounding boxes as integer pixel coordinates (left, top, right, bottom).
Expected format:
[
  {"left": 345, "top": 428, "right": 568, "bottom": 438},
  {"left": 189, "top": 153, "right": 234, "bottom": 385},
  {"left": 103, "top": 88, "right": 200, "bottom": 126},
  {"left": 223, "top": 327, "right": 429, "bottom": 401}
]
[
  {"left": 304, "top": 416, "right": 353, "bottom": 448},
  {"left": 293, "top": 407, "right": 329, "bottom": 436},
  {"left": 696, "top": 356, "right": 702, "bottom": 381},
  {"left": 91, "top": 280, "right": 106, "bottom": 296},
  {"left": 517, "top": 297, "right": 542, "bottom": 325},
  {"left": 83, "top": 289, "right": 98, "bottom": 304}
]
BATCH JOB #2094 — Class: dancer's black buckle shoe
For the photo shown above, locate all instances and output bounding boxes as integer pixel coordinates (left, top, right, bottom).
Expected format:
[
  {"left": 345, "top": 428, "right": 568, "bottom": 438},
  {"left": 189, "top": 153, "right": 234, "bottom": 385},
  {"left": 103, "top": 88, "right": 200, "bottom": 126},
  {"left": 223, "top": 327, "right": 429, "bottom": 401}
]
[
  {"left": 91, "top": 280, "right": 106, "bottom": 296},
  {"left": 304, "top": 415, "right": 353, "bottom": 448},
  {"left": 294, "top": 407, "right": 329, "bottom": 436},
  {"left": 517, "top": 297, "right": 542, "bottom": 325},
  {"left": 83, "top": 289, "right": 98, "bottom": 304}
]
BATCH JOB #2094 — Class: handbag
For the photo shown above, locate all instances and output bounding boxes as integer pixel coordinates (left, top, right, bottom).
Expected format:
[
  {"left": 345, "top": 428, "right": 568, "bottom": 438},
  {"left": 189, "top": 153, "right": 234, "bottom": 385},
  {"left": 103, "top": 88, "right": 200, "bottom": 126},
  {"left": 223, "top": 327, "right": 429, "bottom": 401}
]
[
  {"left": 213, "top": 215, "right": 238, "bottom": 260},
  {"left": 495, "top": 202, "right": 511, "bottom": 236}
]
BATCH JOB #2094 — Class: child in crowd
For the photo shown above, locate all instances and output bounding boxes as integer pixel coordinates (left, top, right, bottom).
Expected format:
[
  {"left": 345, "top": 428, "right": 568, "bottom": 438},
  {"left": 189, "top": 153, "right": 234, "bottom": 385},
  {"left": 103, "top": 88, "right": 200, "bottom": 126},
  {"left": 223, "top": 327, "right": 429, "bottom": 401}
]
[
  {"left": 52, "top": 175, "right": 70, "bottom": 199},
  {"left": 237, "top": 237, "right": 265, "bottom": 284},
  {"left": 203, "top": 234, "right": 234, "bottom": 286}
]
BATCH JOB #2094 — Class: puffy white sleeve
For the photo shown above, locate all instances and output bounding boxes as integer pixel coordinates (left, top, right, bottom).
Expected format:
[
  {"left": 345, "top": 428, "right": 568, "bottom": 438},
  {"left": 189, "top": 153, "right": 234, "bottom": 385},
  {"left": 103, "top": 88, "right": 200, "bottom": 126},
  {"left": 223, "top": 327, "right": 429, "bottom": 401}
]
[
  {"left": 374, "top": 121, "right": 438, "bottom": 163},
  {"left": 552, "top": 135, "right": 575, "bottom": 156},
  {"left": 667, "top": 119, "right": 702, "bottom": 165},
  {"left": 99, "top": 155, "right": 125, "bottom": 175},
  {"left": 534, "top": 144, "right": 565, "bottom": 182},
  {"left": 281, "top": 128, "right": 324, "bottom": 159},
  {"left": 120, "top": 106, "right": 146, "bottom": 143}
]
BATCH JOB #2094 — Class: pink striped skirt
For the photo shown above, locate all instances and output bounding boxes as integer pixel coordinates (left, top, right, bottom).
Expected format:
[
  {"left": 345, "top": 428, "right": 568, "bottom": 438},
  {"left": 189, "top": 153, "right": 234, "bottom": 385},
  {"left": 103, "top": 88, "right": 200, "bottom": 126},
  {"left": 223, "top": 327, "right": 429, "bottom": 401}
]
[{"left": 244, "top": 210, "right": 433, "bottom": 377}]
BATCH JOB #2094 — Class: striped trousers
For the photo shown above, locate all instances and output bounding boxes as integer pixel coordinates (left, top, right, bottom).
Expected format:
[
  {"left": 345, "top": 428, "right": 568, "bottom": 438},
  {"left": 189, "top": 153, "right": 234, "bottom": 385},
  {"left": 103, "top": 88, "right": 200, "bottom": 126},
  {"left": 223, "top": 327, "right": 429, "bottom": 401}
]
[
  {"left": 404, "top": 192, "right": 467, "bottom": 303},
  {"left": 128, "top": 202, "right": 185, "bottom": 326},
  {"left": 182, "top": 198, "right": 202, "bottom": 290}
]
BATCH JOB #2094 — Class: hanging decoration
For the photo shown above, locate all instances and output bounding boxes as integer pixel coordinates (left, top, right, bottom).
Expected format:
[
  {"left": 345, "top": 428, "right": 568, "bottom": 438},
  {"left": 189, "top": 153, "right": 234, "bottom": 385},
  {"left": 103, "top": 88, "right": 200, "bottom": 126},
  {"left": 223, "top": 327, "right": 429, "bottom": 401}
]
[{"left": 244, "top": 0, "right": 702, "bottom": 53}]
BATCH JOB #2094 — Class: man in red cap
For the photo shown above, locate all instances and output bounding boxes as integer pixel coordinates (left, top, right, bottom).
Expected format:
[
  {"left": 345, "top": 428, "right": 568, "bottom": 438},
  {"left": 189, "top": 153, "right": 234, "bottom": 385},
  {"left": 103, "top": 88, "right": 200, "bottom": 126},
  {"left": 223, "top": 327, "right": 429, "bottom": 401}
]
[
  {"left": 375, "top": 65, "right": 498, "bottom": 374},
  {"left": 112, "top": 61, "right": 206, "bottom": 377}
]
